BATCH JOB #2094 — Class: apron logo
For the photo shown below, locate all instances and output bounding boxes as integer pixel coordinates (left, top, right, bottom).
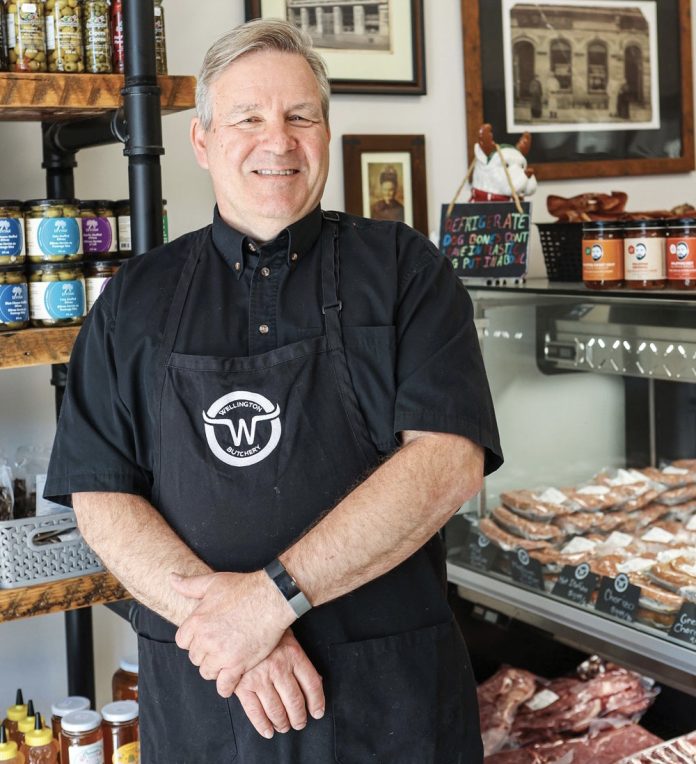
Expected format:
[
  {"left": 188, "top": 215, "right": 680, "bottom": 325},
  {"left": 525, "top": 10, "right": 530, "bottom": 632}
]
[{"left": 202, "top": 391, "right": 281, "bottom": 467}]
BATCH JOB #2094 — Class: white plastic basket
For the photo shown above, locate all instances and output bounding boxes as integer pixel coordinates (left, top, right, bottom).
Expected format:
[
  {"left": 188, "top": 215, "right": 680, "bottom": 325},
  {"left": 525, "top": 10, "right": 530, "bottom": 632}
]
[{"left": 0, "top": 511, "right": 103, "bottom": 589}]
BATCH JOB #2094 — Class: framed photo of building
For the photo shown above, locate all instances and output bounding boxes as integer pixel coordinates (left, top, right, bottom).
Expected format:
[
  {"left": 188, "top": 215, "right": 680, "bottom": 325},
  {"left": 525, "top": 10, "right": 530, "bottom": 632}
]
[
  {"left": 245, "top": 0, "right": 426, "bottom": 94},
  {"left": 461, "top": 0, "right": 694, "bottom": 179},
  {"left": 342, "top": 135, "right": 428, "bottom": 234}
]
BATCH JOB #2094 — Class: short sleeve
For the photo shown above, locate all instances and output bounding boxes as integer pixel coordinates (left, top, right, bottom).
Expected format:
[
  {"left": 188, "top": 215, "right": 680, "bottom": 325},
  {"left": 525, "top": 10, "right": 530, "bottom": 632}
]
[
  {"left": 44, "top": 296, "right": 152, "bottom": 507},
  {"left": 393, "top": 246, "right": 503, "bottom": 475}
]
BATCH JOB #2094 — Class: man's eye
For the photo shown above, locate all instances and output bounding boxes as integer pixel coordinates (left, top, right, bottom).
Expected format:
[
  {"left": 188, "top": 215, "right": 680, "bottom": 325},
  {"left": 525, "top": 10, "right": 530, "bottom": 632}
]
[{"left": 289, "top": 115, "right": 313, "bottom": 124}]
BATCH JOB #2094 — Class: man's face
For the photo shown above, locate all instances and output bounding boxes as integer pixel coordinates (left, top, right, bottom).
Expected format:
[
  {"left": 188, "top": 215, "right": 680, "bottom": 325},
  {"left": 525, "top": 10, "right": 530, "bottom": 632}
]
[
  {"left": 381, "top": 180, "right": 397, "bottom": 203},
  {"left": 191, "top": 50, "right": 330, "bottom": 241}
]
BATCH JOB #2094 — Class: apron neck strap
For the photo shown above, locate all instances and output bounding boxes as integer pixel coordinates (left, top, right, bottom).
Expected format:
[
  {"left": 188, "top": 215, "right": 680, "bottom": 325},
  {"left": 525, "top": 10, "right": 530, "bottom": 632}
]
[{"left": 320, "top": 211, "right": 343, "bottom": 350}]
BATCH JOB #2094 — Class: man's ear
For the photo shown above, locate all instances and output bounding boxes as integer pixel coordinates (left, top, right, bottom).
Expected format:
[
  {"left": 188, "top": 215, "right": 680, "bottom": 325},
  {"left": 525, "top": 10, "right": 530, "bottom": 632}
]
[{"left": 190, "top": 117, "right": 210, "bottom": 170}]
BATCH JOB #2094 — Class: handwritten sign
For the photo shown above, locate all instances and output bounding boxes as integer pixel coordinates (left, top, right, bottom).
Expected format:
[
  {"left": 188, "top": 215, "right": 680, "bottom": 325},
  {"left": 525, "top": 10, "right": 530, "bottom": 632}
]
[
  {"left": 669, "top": 602, "right": 696, "bottom": 646},
  {"left": 552, "top": 564, "right": 599, "bottom": 606},
  {"left": 439, "top": 201, "right": 531, "bottom": 280},
  {"left": 508, "top": 548, "right": 545, "bottom": 591},
  {"left": 595, "top": 574, "right": 640, "bottom": 623}
]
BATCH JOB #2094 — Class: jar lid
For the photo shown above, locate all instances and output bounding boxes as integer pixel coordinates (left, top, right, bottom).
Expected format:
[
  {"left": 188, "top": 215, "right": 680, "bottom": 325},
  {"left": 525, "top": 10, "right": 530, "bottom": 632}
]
[
  {"left": 113, "top": 199, "right": 130, "bottom": 208},
  {"left": 0, "top": 740, "right": 19, "bottom": 761},
  {"left": 101, "top": 700, "right": 138, "bottom": 723},
  {"left": 85, "top": 258, "right": 126, "bottom": 268},
  {"left": 5, "top": 705, "right": 27, "bottom": 722},
  {"left": 79, "top": 200, "right": 115, "bottom": 209},
  {"left": 582, "top": 220, "right": 623, "bottom": 231},
  {"left": 624, "top": 218, "right": 665, "bottom": 228},
  {"left": 0, "top": 200, "right": 23, "bottom": 207},
  {"left": 18, "top": 715, "right": 35, "bottom": 733},
  {"left": 0, "top": 264, "right": 26, "bottom": 272},
  {"left": 24, "top": 727, "right": 53, "bottom": 748},
  {"left": 23, "top": 199, "right": 79, "bottom": 207},
  {"left": 61, "top": 709, "right": 102, "bottom": 733},
  {"left": 51, "top": 696, "right": 91, "bottom": 717},
  {"left": 27, "top": 261, "right": 80, "bottom": 272},
  {"left": 119, "top": 655, "right": 139, "bottom": 673},
  {"left": 670, "top": 217, "right": 696, "bottom": 226}
]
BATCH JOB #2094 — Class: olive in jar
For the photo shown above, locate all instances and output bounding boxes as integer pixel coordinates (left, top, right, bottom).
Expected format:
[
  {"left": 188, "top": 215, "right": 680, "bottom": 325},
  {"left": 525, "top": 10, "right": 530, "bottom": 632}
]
[
  {"left": 28, "top": 261, "right": 86, "bottom": 327},
  {"left": 0, "top": 264, "right": 29, "bottom": 331},
  {"left": 24, "top": 199, "right": 83, "bottom": 263}
]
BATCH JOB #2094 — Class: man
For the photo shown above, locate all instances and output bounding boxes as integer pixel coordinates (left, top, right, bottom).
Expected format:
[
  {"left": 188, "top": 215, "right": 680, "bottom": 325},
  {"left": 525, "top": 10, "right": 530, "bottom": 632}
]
[
  {"left": 528, "top": 74, "right": 542, "bottom": 119},
  {"left": 46, "top": 18, "right": 502, "bottom": 763},
  {"left": 370, "top": 165, "right": 405, "bottom": 222},
  {"left": 547, "top": 73, "right": 562, "bottom": 119}
]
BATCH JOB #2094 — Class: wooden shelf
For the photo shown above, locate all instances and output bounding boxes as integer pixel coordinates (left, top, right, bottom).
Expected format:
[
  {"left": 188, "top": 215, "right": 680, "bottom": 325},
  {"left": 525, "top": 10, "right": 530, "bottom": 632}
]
[
  {"left": 0, "top": 326, "right": 80, "bottom": 369},
  {"left": 0, "top": 571, "right": 129, "bottom": 623},
  {"left": 0, "top": 73, "right": 196, "bottom": 120}
]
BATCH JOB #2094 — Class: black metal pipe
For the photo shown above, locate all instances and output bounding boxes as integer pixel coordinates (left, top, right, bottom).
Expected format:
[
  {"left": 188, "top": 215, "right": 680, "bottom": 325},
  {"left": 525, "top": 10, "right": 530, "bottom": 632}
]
[
  {"left": 65, "top": 609, "right": 96, "bottom": 702},
  {"left": 41, "top": 122, "right": 77, "bottom": 199},
  {"left": 44, "top": 111, "right": 127, "bottom": 155},
  {"left": 122, "top": 0, "right": 164, "bottom": 256}
]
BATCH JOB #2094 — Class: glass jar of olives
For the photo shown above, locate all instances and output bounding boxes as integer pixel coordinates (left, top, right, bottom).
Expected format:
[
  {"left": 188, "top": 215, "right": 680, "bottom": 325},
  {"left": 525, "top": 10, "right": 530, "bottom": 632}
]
[
  {"left": 28, "top": 262, "right": 86, "bottom": 327},
  {"left": 45, "top": 0, "right": 85, "bottom": 73},
  {"left": 6, "top": 0, "right": 48, "bottom": 72},
  {"left": 80, "top": 200, "right": 117, "bottom": 257},
  {"left": 24, "top": 199, "right": 83, "bottom": 263},
  {"left": 153, "top": 0, "right": 167, "bottom": 75},
  {"left": 84, "top": 257, "right": 123, "bottom": 310},
  {"left": 83, "top": 0, "right": 111, "bottom": 73},
  {"left": 0, "top": 200, "right": 26, "bottom": 264},
  {"left": 0, "top": 2, "right": 9, "bottom": 71},
  {"left": 114, "top": 198, "right": 168, "bottom": 256},
  {"left": 0, "top": 265, "right": 29, "bottom": 332}
]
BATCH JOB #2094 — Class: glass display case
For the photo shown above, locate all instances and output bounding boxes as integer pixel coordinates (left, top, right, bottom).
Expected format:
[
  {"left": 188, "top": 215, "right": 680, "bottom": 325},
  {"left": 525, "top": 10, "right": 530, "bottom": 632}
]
[{"left": 446, "top": 281, "right": 696, "bottom": 696}]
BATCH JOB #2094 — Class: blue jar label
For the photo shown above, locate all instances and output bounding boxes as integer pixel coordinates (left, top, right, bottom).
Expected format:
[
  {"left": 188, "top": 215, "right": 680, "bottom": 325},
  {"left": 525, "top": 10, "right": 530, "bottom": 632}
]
[
  {"left": 0, "top": 217, "right": 24, "bottom": 259},
  {"left": 34, "top": 217, "right": 82, "bottom": 256},
  {"left": 0, "top": 282, "right": 29, "bottom": 324},
  {"left": 42, "top": 280, "right": 85, "bottom": 319}
]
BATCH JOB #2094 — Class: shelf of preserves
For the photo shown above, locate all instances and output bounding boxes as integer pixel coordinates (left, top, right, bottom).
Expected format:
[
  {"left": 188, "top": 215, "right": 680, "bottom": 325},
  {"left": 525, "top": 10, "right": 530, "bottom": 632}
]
[
  {"left": 0, "top": 326, "right": 80, "bottom": 369},
  {"left": 0, "top": 571, "right": 129, "bottom": 623},
  {"left": 447, "top": 561, "right": 696, "bottom": 697},
  {"left": 0, "top": 73, "right": 196, "bottom": 121}
]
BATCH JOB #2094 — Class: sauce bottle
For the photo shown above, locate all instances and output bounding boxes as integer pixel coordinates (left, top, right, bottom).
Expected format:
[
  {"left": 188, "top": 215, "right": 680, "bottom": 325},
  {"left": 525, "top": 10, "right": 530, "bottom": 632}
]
[
  {"left": 112, "top": 657, "right": 138, "bottom": 702},
  {"left": 60, "top": 711, "right": 103, "bottom": 764},
  {"left": 21, "top": 716, "right": 55, "bottom": 764},
  {"left": 582, "top": 221, "right": 624, "bottom": 289},
  {"left": 0, "top": 723, "right": 24, "bottom": 763},
  {"left": 50, "top": 698, "right": 90, "bottom": 762},
  {"left": 666, "top": 217, "right": 696, "bottom": 289},
  {"left": 16, "top": 699, "right": 36, "bottom": 751},
  {"left": 101, "top": 702, "right": 138, "bottom": 764},
  {"left": 4, "top": 692, "right": 27, "bottom": 746},
  {"left": 624, "top": 218, "right": 666, "bottom": 289}
]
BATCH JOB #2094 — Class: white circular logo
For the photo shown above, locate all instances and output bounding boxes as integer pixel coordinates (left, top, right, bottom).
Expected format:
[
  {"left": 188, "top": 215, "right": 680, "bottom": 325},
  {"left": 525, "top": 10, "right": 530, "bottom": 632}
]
[
  {"left": 575, "top": 563, "right": 590, "bottom": 580},
  {"left": 478, "top": 534, "right": 490, "bottom": 548},
  {"left": 517, "top": 549, "right": 530, "bottom": 565},
  {"left": 614, "top": 573, "right": 629, "bottom": 593},
  {"left": 202, "top": 391, "right": 281, "bottom": 467}
]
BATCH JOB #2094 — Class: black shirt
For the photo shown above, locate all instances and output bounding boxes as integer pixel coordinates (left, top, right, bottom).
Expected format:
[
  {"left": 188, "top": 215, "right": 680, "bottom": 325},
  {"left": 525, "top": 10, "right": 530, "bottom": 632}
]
[{"left": 45, "top": 207, "right": 502, "bottom": 505}]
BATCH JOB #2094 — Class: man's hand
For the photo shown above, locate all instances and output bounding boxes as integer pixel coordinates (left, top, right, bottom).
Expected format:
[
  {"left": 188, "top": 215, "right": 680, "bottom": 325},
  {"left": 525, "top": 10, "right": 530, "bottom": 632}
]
[
  {"left": 171, "top": 570, "right": 296, "bottom": 697},
  {"left": 234, "top": 629, "right": 325, "bottom": 739}
]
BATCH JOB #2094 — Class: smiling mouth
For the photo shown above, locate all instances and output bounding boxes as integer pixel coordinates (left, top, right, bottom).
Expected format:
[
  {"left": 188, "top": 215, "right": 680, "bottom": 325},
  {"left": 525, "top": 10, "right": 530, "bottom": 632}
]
[{"left": 254, "top": 169, "right": 299, "bottom": 176}]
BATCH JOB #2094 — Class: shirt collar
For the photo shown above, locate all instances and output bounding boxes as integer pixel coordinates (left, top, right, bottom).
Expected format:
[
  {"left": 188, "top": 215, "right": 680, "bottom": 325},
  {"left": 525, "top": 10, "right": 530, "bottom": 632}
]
[{"left": 211, "top": 205, "right": 323, "bottom": 279}]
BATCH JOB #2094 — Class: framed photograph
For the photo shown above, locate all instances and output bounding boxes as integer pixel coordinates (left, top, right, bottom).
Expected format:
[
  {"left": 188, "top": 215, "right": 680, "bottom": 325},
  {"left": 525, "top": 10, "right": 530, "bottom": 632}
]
[
  {"left": 342, "top": 134, "right": 428, "bottom": 234},
  {"left": 245, "top": 0, "right": 426, "bottom": 94},
  {"left": 461, "top": 0, "right": 694, "bottom": 179}
]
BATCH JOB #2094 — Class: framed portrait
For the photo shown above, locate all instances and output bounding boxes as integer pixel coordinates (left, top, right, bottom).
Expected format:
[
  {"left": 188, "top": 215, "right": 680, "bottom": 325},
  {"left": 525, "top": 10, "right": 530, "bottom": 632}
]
[
  {"left": 342, "top": 134, "right": 428, "bottom": 234},
  {"left": 245, "top": 0, "right": 426, "bottom": 94},
  {"left": 461, "top": 0, "right": 694, "bottom": 179}
]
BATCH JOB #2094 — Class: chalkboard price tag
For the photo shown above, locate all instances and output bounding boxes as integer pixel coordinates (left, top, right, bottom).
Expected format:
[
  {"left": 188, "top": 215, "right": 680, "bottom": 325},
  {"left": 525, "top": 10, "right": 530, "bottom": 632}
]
[
  {"left": 462, "top": 530, "right": 499, "bottom": 572},
  {"left": 669, "top": 602, "right": 696, "bottom": 646},
  {"left": 508, "top": 548, "right": 545, "bottom": 591},
  {"left": 595, "top": 574, "right": 640, "bottom": 622},
  {"left": 552, "top": 563, "right": 599, "bottom": 605},
  {"left": 439, "top": 201, "right": 531, "bottom": 280}
]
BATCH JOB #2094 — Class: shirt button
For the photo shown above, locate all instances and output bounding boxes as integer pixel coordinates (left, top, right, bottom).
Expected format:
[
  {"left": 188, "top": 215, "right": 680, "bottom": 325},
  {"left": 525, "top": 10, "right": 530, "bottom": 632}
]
[
  {"left": 260, "top": 266, "right": 271, "bottom": 278},
  {"left": 248, "top": 241, "right": 257, "bottom": 252},
  {"left": 234, "top": 261, "right": 241, "bottom": 272},
  {"left": 258, "top": 324, "right": 269, "bottom": 335},
  {"left": 290, "top": 252, "right": 299, "bottom": 262}
]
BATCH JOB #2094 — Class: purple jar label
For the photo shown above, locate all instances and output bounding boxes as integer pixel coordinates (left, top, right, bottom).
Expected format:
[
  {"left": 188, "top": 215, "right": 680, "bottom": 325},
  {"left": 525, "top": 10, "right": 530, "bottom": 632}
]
[
  {"left": 82, "top": 216, "right": 116, "bottom": 254},
  {"left": 0, "top": 282, "right": 29, "bottom": 323}
]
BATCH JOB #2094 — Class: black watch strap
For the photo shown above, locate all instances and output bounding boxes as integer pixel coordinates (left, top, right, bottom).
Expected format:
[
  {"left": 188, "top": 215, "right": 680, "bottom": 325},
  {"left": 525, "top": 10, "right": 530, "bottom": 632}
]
[{"left": 263, "top": 558, "right": 312, "bottom": 618}]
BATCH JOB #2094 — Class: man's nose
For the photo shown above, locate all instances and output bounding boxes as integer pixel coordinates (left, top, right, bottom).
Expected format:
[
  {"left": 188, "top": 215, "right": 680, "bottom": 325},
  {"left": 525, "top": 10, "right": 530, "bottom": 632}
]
[{"left": 264, "top": 121, "right": 297, "bottom": 152}]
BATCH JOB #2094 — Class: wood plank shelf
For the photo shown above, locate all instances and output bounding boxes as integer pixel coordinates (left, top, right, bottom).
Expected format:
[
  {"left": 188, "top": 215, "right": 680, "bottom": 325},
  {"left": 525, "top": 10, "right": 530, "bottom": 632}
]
[
  {"left": 0, "top": 326, "right": 80, "bottom": 369},
  {"left": 0, "top": 571, "right": 129, "bottom": 623},
  {"left": 0, "top": 73, "right": 196, "bottom": 120}
]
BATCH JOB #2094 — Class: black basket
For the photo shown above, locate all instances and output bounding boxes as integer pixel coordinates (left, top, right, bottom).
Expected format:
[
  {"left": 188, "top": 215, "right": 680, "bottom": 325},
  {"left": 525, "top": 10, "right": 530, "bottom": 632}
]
[{"left": 536, "top": 222, "right": 583, "bottom": 282}]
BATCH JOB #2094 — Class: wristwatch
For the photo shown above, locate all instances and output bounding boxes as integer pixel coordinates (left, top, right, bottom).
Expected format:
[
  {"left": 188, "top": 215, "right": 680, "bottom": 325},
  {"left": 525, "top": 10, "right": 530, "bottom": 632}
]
[{"left": 263, "top": 558, "right": 312, "bottom": 618}]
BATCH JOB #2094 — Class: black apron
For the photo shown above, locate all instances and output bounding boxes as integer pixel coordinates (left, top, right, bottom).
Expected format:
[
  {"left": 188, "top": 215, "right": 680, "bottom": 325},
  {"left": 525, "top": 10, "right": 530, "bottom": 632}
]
[{"left": 134, "top": 212, "right": 483, "bottom": 763}]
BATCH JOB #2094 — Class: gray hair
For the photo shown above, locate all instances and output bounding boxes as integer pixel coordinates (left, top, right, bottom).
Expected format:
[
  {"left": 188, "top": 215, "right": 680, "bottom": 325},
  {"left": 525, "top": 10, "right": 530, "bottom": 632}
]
[{"left": 196, "top": 18, "right": 331, "bottom": 131}]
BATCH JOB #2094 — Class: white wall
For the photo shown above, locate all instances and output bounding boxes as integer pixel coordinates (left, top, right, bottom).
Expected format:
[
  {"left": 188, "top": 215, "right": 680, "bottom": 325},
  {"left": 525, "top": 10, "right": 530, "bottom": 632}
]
[{"left": 1, "top": 0, "right": 695, "bottom": 716}]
